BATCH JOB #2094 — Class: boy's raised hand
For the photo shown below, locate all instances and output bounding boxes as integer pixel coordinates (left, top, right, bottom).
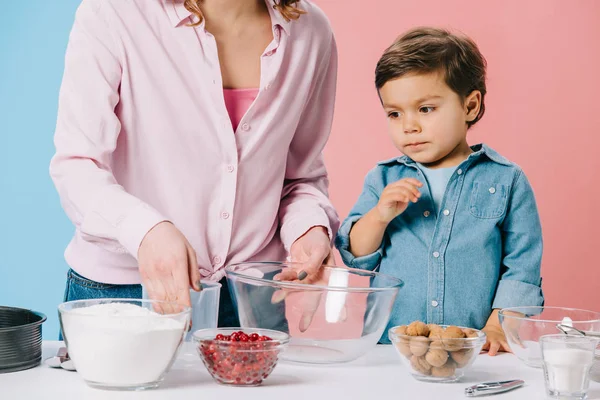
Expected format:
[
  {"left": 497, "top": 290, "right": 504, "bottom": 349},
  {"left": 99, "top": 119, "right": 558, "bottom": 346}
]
[{"left": 376, "top": 178, "right": 423, "bottom": 222}]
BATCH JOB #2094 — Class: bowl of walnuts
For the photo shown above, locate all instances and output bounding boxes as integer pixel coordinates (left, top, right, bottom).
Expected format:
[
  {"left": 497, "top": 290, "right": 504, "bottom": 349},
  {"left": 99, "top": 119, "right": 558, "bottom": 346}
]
[{"left": 388, "top": 321, "right": 486, "bottom": 382}]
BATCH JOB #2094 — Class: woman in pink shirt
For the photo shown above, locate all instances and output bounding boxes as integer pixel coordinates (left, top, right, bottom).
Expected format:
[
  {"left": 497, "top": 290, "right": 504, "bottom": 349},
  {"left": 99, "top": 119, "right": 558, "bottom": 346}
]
[{"left": 50, "top": 0, "right": 339, "bottom": 326}]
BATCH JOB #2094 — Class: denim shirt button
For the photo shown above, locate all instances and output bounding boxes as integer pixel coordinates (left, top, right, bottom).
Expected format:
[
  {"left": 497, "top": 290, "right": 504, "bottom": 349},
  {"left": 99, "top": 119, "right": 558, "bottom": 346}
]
[
  {"left": 424, "top": 211, "right": 431, "bottom": 217},
  {"left": 457, "top": 169, "right": 463, "bottom": 175},
  {"left": 489, "top": 187, "right": 496, "bottom": 194},
  {"left": 431, "top": 300, "right": 439, "bottom": 307},
  {"left": 443, "top": 209, "right": 450, "bottom": 216},
  {"left": 433, "top": 251, "right": 440, "bottom": 258}
]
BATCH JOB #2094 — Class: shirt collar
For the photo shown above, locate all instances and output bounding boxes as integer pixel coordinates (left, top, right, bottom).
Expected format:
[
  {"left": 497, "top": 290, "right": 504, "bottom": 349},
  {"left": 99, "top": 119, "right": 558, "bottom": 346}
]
[
  {"left": 164, "top": 0, "right": 291, "bottom": 35},
  {"left": 164, "top": 0, "right": 193, "bottom": 28},
  {"left": 265, "top": 0, "right": 291, "bottom": 36},
  {"left": 377, "top": 144, "right": 513, "bottom": 167}
]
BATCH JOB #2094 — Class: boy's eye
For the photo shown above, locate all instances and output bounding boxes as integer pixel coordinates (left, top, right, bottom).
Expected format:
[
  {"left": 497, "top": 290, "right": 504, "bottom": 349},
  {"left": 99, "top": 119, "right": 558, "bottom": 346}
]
[
  {"left": 388, "top": 111, "right": 400, "bottom": 119},
  {"left": 419, "top": 106, "right": 435, "bottom": 114}
]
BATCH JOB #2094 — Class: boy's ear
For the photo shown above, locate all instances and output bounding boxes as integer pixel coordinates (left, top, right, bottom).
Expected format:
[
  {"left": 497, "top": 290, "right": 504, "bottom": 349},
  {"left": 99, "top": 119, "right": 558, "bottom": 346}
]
[{"left": 465, "top": 90, "right": 482, "bottom": 122}]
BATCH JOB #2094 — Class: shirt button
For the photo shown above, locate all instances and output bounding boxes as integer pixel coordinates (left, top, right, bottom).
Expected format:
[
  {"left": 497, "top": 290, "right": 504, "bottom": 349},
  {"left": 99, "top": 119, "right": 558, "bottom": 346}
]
[
  {"left": 433, "top": 251, "right": 440, "bottom": 258},
  {"left": 221, "top": 212, "right": 230, "bottom": 219},
  {"left": 213, "top": 256, "right": 221, "bottom": 265},
  {"left": 443, "top": 209, "right": 450, "bottom": 216},
  {"left": 431, "top": 300, "right": 439, "bottom": 307},
  {"left": 457, "top": 169, "right": 463, "bottom": 175},
  {"left": 226, "top": 165, "right": 235, "bottom": 173},
  {"left": 489, "top": 187, "right": 496, "bottom": 194},
  {"left": 423, "top": 211, "right": 431, "bottom": 218},
  {"left": 241, "top": 123, "right": 250, "bottom": 131}
]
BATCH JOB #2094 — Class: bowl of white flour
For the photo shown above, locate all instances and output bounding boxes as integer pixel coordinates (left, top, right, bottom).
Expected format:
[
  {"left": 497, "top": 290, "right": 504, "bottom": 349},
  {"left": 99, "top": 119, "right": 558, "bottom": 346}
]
[{"left": 58, "top": 299, "right": 190, "bottom": 390}]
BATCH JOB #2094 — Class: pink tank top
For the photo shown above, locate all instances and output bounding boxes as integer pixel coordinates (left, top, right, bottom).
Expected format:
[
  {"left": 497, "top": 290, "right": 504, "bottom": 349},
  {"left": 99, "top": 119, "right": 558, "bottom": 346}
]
[{"left": 223, "top": 88, "right": 259, "bottom": 132}]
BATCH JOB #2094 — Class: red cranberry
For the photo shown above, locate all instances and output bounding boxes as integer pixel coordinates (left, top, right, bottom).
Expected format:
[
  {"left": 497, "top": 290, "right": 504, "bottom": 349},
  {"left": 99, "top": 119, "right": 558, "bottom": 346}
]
[{"left": 250, "top": 333, "right": 259, "bottom": 341}]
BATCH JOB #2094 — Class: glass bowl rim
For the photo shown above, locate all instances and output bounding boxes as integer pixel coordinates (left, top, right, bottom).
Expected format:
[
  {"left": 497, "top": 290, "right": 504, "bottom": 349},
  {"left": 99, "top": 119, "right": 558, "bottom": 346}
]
[
  {"left": 192, "top": 327, "right": 290, "bottom": 348},
  {"left": 387, "top": 324, "right": 487, "bottom": 345},
  {"left": 57, "top": 298, "right": 191, "bottom": 319},
  {"left": 225, "top": 261, "right": 403, "bottom": 293},
  {"left": 499, "top": 306, "right": 600, "bottom": 324}
]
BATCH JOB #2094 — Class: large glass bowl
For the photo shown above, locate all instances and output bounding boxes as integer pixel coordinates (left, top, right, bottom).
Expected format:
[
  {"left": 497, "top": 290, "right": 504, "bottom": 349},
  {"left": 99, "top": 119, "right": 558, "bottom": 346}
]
[
  {"left": 225, "top": 262, "right": 403, "bottom": 364},
  {"left": 58, "top": 299, "right": 190, "bottom": 390},
  {"left": 499, "top": 306, "right": 600, "bottom": 368}
]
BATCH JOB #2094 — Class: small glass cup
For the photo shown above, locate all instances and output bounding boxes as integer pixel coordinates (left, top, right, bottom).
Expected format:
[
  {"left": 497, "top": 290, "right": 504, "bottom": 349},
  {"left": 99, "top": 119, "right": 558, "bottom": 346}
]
[
  {"left": 540, "top": 334, "right": 600, "bottom": 399},
  {"left": 142, "top": 282, "right": 221, "bottom": 366}
]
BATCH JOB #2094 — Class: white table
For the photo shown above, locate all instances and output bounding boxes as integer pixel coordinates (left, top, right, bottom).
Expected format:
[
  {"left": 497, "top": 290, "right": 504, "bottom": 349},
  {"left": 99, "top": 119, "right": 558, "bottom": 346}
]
[{"left": 1, "top": 341, "right": 599, "bottom": 399}]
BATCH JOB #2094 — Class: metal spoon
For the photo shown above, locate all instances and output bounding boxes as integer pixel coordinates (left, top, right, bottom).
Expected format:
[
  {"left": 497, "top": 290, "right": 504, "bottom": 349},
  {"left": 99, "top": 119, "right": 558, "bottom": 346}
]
[{"left": 556, "top": 324, "right": 600, "bottom": 338}]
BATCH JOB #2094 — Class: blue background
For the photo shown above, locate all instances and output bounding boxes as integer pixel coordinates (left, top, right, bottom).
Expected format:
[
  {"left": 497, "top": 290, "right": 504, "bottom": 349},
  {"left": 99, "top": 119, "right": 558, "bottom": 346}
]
[{"left": 0, "top": 1, "right": 82, "bottom": 339}]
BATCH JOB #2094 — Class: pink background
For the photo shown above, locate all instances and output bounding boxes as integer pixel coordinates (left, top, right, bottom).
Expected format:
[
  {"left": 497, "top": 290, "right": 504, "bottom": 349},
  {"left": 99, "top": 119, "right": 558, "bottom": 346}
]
[{"left": 316, "top": 0, "right": 600, "bottom": 310}]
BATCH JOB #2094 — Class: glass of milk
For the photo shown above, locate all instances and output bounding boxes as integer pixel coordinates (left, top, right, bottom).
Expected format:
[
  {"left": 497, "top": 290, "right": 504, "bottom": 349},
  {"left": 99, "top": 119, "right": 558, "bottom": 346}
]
[{"left": 540, "top": 334, "right": 599, "bottom": 399}]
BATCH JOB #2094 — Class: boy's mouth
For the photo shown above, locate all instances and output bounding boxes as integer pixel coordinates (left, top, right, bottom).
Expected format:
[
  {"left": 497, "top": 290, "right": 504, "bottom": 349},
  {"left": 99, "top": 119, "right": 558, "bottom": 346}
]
[{"left": 404, "top": 142, "right": 428, "bottom": 149}]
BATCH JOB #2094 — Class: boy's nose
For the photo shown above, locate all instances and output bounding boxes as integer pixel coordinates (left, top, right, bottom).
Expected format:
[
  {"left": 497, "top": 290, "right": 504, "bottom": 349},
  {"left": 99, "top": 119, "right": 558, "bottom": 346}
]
[{"left": 403, "top": 116, "right": 421, "bottom": 134}]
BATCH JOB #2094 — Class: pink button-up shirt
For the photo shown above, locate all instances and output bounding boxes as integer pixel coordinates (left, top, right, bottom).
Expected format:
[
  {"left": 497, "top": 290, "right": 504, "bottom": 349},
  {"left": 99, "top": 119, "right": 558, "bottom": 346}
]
[{"left": 50, "top": 0, "right": 339, "bottom": 284}]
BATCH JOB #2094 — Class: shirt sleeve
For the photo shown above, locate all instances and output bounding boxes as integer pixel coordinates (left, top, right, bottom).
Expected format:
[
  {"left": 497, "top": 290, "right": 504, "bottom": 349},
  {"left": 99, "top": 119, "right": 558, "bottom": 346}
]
[
  {"left": 334, "top": 168, "right": 385, "bottom": 270},
  {"left": 49, "top": 0, "right": 167, "bottom": 258},
  {"left": 492, "top": 170, "right": 544, "bottom": 309},
  {"left": 278, "top": 33, "right": 340, "bottom": 251}
]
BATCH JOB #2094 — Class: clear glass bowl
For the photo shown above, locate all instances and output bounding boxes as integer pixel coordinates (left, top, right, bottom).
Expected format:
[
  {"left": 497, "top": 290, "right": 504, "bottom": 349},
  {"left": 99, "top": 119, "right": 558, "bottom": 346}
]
[
  {"left": 388, "top": 325, "right": 486, "bottom": 383},
  {"left": 225, "top": 262, "right": 403, "bottom": 364},
  {"left": 58, "top": 299, "right": 190, "bottom": 391},
  {"left": 499, "top": 306, "right": 600, "bottom": 368},
  {"left": 193, "top": 327, "right": 289, "bottom": 386}
]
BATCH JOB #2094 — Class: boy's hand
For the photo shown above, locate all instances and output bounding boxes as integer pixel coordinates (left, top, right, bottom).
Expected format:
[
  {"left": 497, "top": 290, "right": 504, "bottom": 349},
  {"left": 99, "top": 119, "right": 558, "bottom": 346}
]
[
  {"left": 481, "top": 310, "right": 511, "bottom": 356},
  {"left": 481, "top": 325, "right": 511, "bottom": 356},
  {"left": 376, "top": 178, "right": 423, "bottom": 223}
]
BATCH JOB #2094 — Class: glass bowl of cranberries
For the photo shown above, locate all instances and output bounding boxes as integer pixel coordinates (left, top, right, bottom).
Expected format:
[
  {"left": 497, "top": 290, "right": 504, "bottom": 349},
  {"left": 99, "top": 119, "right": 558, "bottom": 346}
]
[{"left": 192, "top": 328, "right": 289, "bottom": 386}]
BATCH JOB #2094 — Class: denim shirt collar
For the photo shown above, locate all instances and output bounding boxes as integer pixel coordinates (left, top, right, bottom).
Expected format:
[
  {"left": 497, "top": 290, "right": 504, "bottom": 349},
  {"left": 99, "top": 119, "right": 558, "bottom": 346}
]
[{"left": 377, "top": 143, "right": 513, "bottom": 168}]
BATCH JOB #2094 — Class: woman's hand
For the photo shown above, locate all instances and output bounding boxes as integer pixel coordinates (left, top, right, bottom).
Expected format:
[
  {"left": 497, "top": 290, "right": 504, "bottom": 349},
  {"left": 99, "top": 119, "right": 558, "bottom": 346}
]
[{"left": 137, "top": 222, "right": 202, "bottom": 313}]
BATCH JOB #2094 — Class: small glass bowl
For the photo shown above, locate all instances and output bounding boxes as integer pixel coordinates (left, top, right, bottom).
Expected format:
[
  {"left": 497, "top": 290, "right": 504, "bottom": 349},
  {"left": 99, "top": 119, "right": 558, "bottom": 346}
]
[
  {"left": 193, "top": 328, "right": 289, "bottom": 386},
  {"left": 388, "top": 324, "right": 486, "bottom": 383}
]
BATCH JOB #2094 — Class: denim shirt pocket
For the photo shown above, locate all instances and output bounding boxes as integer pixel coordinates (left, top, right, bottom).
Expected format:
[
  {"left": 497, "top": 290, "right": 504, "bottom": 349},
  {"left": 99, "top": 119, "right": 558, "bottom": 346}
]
[{"left": 469, "top": 181, "right": 509, "bottom": 219}]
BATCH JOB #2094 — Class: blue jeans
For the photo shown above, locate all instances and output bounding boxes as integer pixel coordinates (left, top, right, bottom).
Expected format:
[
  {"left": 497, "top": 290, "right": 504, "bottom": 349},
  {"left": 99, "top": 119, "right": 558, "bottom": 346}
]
[{"left": 59, "top": 269, "right": 239, "bottom": 339}]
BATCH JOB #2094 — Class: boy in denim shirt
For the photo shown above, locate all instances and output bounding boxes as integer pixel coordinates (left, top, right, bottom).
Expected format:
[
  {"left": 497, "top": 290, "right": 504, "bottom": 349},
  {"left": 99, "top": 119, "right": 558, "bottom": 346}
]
[{"left": 335, "top": 27, "right": 543, "bottom": 354}]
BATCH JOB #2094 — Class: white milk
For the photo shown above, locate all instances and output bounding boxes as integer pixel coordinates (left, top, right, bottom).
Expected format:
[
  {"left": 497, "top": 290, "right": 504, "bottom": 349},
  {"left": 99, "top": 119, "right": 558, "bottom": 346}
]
[
  {"left": 543, "top": 348, "right": 594, "bottom": 393},
  {"left": 62, "top": 303, "right": 185, "bottom": 386}
]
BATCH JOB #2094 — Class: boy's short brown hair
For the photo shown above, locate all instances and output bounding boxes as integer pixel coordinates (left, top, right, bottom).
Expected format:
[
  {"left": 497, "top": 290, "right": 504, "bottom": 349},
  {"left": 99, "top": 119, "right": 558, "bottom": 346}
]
[{"left": 375, "top": 27, "right": 487, "bottom": 127}]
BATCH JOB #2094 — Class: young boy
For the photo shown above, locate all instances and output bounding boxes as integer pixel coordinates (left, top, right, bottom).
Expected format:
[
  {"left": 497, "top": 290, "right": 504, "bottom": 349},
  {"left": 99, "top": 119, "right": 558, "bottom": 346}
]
[{"left": 335, "top": 27, "right": 543, "bottom": 354}]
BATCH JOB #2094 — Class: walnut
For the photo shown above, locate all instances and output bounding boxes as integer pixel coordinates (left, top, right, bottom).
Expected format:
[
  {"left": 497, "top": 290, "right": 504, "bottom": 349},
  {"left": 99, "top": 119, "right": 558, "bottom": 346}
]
[
  {"left": 430, "top": 339, "right": 445, "bottom": 350},
  {"left": 431, "top": 359, "right": 457, "bottom": 377},
  {"left": 406, "top": 321, "right": 430, "bottom": 337},
  {"left": 445, "top": 326, "right": 467, "bottom": 338},
  {"left": 409, "top": 336, "right": 430, "bottom": 357},
  {"left": 425, "top": 348, "right": 449, "bottom": 367},
  {"left": 450, "top": 348, "right": 474, "bottom": 368},
  {"left": 427, "top": 324, "right": 443, "bottom": 336},
  {"left": 394, "top": 325, "right": 408, "bottom": 335},
  {"left": 462, "top": 328, "right": 480, "bottom": 338},
  {"left": 442, "top": 326, "right": 467, "bottom": 352},
  {"left": 395, "top": 340, "right": 413, "bottom": 358},
  {"left": 410, "top": 355, "right": 432, "bottom": 375}
]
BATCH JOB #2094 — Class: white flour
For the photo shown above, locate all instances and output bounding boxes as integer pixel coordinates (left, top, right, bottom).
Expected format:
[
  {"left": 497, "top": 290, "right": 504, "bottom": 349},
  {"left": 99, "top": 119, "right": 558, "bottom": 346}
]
[
  {"left": 62, "top": 303, "right": 186, "bottom": 386},
  {"left": 543, "top": 348, "right": 595, "bottom": 393}
]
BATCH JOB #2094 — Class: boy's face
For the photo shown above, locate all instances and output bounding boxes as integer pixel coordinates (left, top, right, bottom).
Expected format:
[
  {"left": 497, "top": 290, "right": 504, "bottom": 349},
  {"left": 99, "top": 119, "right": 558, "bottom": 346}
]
[{"left": 379, "top": 71, "right": 480, "bottom": 169}]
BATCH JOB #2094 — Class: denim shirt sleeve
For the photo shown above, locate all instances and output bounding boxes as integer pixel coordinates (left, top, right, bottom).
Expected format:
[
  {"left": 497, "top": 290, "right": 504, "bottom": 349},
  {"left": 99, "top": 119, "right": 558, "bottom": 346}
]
[
  {"left": 492, "top": 170, "right": 544, "bottom": 309},
  {"left": 334, "top": 168, "right": 384, "bottom": 270}
]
